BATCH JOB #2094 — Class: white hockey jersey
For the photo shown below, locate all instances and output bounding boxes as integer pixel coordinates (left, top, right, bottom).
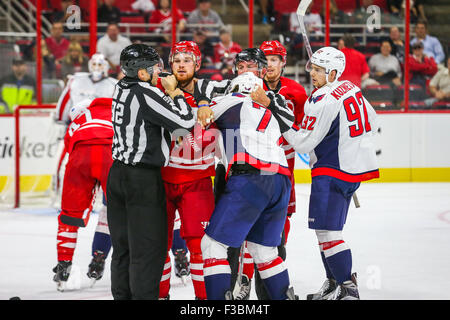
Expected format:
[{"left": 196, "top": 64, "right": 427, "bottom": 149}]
[
  {"left": 210, "top": 93, "right": 290, "bottom": 178},
  {"left": 283, "top": 80, "right": 379, "bottom": 182},
  {"left": 55, "top": 72, "right": 118, "bottom": 124}
]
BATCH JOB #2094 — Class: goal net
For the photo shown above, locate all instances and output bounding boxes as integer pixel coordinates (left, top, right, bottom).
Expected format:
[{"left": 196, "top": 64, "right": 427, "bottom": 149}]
[{"left": 0, "top": 105, "right": 63, "bottom": 209}]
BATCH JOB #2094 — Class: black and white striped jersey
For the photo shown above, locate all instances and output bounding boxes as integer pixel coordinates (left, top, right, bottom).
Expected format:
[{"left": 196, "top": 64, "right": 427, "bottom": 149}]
[
  {"left": 111, "top": 77, "right": 195, "bottom": 167},
  {"left": 195, "top": 79, "right": 231, "bottom": 103}
]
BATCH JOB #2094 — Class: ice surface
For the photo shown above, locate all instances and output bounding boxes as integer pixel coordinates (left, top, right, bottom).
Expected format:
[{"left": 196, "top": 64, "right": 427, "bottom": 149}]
[{"left": 1, "top": 183, "right": 450, "bottom": 300}]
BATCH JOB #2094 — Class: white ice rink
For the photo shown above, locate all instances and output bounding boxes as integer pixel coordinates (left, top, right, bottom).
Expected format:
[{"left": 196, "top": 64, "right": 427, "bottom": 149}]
[{"left": 1, "top": 182, "right": 450, "bottom": 300}]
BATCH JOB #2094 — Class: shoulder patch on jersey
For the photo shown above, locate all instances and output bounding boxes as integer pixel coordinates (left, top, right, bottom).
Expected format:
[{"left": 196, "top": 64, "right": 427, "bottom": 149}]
[{"left": 309, "top": 94, "right": 325, "bottom": 104}]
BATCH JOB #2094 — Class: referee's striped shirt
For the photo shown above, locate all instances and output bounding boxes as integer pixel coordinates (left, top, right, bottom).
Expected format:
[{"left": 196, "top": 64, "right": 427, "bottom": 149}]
[{"left": 111, "top": 77, "right": 195, "bottom": 167}]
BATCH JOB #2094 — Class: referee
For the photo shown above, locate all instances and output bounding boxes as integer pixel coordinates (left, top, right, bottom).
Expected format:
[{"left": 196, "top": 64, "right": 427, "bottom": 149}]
[{"left": 106, "top": 43, "right": 195, "bottom": 300}]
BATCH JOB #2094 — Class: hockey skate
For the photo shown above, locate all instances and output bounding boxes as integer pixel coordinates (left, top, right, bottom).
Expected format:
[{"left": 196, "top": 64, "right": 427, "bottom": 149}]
[
  {"left": 329, "top": 273, "right": 360, "bottom": 300},
  {"left": 173, "top": 249, "right": 190, "bottom": 285},
  {"left": 53, "top": 260, "right": 72, "bottom": 292},
  {"left": 233, "top": 275, "right": 251, "bottom": 300},
  {"left": 306, "top": 278, "right": 338, "bottom": 300},
  {"left": 87, "top": 250, "right": 106, "bottom": 287}
]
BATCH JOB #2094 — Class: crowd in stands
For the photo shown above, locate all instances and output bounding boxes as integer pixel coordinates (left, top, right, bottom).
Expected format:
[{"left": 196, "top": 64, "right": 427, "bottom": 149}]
[{"left": 1, "top": 0, "right": 449, "bottom": 113}]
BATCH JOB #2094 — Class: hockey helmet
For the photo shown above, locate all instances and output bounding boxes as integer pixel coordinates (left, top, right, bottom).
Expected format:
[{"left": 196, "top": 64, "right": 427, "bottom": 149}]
[
  {"left": 226, "top": 72, "right": 263, "bottom": 96},
  {"left": 169, "top": 41, "right": 202, "bottom": 69},
  {"left": 70, "top": 99, "right": 92, "bottom": 121},
  {"left": 120, "top": 43, "right": 161, "bottom": 78},
  {"left": 259, "top": 40, "right": 287, "bottom": 64},
  {"left": 88, "top": 53, "right": 109, "bottom": 82},
  {"left": 233, "top": 48, "right": 268, "bottom": 74},
  {"left": 306, "top": 46, "right": 346, "bottom": 84}
]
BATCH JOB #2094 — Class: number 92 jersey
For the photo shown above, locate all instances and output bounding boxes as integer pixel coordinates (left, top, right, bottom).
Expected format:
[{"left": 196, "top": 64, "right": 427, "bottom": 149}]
[{"left": 283, "top": 80, "right": 379, "bottom": 183}]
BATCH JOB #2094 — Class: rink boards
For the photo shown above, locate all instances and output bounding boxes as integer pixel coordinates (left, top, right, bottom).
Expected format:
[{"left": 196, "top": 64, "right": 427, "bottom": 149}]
[
  {"left": 0, "top": 112, "right": 449, "bottom": 198},
  {"left": 293, "top": 112, "right": 450, "bottom": 183}
]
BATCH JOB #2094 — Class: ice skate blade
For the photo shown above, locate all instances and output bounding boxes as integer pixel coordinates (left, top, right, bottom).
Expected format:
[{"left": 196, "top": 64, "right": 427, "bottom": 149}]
[
  {"left": 89, "top": 278, "right": 97, "bottom": 288},
  {"left": 181, "top": 275, "right": 188, "bottom": 286},
  {"left": 56, "top": 281, "right": 67, "bottom": 292}
]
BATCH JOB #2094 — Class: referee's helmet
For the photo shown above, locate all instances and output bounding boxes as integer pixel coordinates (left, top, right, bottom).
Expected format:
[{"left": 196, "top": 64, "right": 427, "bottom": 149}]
[{"left": 120, "top": 43, "right": 161, "bottom": 78}]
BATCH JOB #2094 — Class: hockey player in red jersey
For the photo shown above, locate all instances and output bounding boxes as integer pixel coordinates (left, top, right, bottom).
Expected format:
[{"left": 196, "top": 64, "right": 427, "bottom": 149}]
[
  {"left": 52, "top": 97, "right": 114, "bottom": 291},
  {"left": 156, "top": 41, "right": 217, "bottom": 300}
]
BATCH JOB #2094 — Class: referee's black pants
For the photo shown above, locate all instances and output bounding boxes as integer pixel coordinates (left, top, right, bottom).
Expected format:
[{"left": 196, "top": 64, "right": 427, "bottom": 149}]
[{"left": 107, "top": 160, "right": 168, "bottom": 300}]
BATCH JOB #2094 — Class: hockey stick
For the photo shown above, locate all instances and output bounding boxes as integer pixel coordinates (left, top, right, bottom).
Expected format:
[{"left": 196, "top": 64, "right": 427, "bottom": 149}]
[
  {"left": 296, "top": 0, "right": 314, "bottom": 59},
  {"left": 297, "top": 0, "right": 362, "bottom": 209},
  {"left": 233, "top": 241, "right": 246, "bottom": 298},
  {"left": 353, "top": 193, "right": 360, "bottom": 208}
]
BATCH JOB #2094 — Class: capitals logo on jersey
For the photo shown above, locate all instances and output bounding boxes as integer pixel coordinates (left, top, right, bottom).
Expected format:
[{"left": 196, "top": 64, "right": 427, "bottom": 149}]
[{"left": 309, "top": 93, "right": 325, "bottom": 104}]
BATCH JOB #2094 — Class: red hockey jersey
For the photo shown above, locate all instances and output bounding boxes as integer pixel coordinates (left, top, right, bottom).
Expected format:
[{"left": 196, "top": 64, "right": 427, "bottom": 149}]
[
  {"left": 64, "top": 97, "right": 114, "bottom": 154},
  {"left": 157, "top": 80, "right": 217, "bottom": 184}
]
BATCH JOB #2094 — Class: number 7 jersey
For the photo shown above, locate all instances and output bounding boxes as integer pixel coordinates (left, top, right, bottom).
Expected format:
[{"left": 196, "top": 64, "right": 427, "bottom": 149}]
[{"left": 283, "top": 80, "right": 379, "bottom": 182}]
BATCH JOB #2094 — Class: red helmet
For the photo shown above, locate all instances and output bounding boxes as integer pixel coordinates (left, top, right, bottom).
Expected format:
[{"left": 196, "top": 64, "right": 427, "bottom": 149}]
[
  {"left": 259, "top": 40, "right": 287, "bottom": 63},
  {"left": 169, "top": 41, "right": 202, "bottom": 68}
]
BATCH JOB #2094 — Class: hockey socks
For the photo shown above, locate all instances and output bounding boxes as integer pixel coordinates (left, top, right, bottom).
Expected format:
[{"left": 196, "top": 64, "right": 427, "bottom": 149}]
[
  {"left": 56, "top": 223, "right": 79, "bottom": 261},
  {"left": 256, "top": 256, "right": 290, "bottom": 300},
  {"left": 186, "top": 238, "right": 207, "bottom": 300},
  {"left": 172, "top": 229, "right": 188, "bottom": 253},
  {"left": 203, "top": 258, "right": 231, "bottom": 300},
  {"left": 91, "top": 231, "right": 111, "bottom": 257},
  {"left": 320, "top": 240, "right": 352, "bottom": 284},
  {"left": 159, "top": 254, "right": 172, "bottom": 299}
]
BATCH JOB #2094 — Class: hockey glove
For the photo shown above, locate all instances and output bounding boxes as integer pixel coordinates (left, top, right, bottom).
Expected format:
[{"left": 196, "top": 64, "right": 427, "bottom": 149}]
[{"left": 266, "top": 91, "right": 295, "bottom": 133}]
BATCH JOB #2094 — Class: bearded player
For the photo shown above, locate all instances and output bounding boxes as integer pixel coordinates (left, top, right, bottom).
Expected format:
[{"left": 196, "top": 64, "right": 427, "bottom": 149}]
[{"left": 156, "top": 41, "right": 218, "bottom": 300}]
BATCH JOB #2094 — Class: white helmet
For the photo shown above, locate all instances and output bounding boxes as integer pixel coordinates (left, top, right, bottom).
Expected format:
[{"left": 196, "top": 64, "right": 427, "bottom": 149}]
[
  {"left": 70, "top": 99, "right": 92, "bottom": 121},
  {"left": 306, "top": 46, "right": 346, "bottom": 85},
  {"left": 226, "top": 72, "right": 263, "bottom": 95},
  {"left": 88, "top": 53, "right": 109, "bottom": 82}
]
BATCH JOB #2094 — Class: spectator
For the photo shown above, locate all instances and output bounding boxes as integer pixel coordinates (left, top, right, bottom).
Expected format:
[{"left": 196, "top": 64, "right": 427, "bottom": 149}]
[
  {"left": 131, "top": 0, "right": 156, "bottom": 23},
  {"left": 24, "top": 39, "right": 56, "bottom": 79},
  {"left": 387, "top": 0, "right": 427, "bottom": 23},
  {"left": 45, "top": 22, "right": 70, "bottom": 65},
  {"left": 193, "top": 28, "right": 215, "bottom": 68},
  {"left": 407, "top": 41, "right": 438, "bottom": 87},
  {"left": 290, "top": 6, "right": 323, "bottom": 38},
  {"left": 337, "top": 38, "right": 345, "bottom": 50},
  {"left": 187, "top": 0, "right": 224, "bottom": 34},
  {"left": 60, "top": 41, "right": 89, "bottom": 82},
  {"left": 426, "top": 56, "right": 450, "bottom": 106},
  {"left": 411, "top": 21, "right": 445, "bottom": 65},
  {"left": 0, "top": 59, "right": 36, "bottom": 114},
  {"left": 338, "top": 34, "right": 370, "bottom": 88},
  {"left": 259, "top": 0, "right": 270, "bottom": 24},
  {"left": 388, "top": 26, "right": 405, "bottom": 64},
  {"left": 149, "top": 0, "right": 186, "bottom": 43},
  {"left": 213, "top": 26, "right": 242, "bottom": 76},
  {"left": 96, "top": 23, "right": 132, "bottom": 77},
  {"left": 368, "top": 40, "right": 402, "bottom": 87},
  {"left": 51, "top": 0, "right": 75, "bottom": 24},
  {"left": 98, "top": 0, "right": 121, "bottom": 24}
]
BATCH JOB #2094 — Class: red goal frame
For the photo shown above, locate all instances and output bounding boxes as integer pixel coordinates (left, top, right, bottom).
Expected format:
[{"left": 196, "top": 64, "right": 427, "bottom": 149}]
[{"left": 13, "top": 104, "right": 56, "bottom": 208}]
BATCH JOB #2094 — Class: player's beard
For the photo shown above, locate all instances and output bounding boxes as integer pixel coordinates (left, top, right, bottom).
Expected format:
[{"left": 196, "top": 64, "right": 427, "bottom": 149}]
[
  {"left": 175, "top": 71, "right": 195, "bottom": 90},
  {"left": 265, "top": 69, "right": 281, "bottom": 85}
]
